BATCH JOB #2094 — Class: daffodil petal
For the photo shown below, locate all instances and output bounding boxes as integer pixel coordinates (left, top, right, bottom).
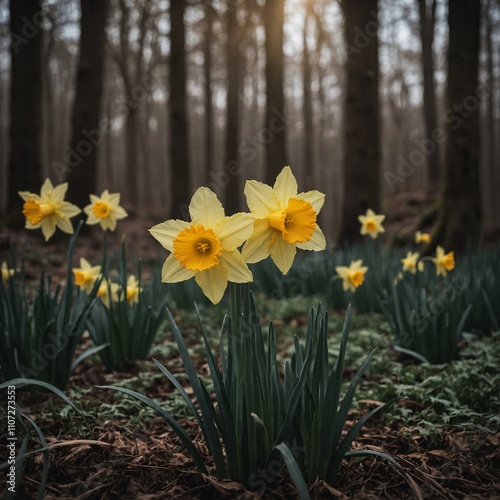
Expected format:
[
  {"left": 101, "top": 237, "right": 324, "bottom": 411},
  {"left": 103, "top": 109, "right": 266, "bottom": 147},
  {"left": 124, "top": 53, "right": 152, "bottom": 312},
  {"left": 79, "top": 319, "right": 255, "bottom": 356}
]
[
  {"left": 51, "top": 182, "right": 69, "bottom": 203},
  {"left": 58, "top": 202, "right": 81, "bottom": 218},
  {"left": 269, "top": 234, "right": 296, "bottom": 275},
  {"left": 296, "top": 225, "right": 326, "bottom": 251},
  {"left": 219, "top": 250, "right": 252, "bottom": 283},
  {"left": 189, "top": 187, "right": 225, "bottom": 227},
  {"left": 18, "top": 191, "right": 39, "bottom": 202},
  {"left": 149, "top": 220, "right": 190, "bottom": 252},
  {"left": 216, "top": 212, "right": 255, "bottom": 251},
  {"left": 40, "top": 178, "right": 54, "bottom": 198},
  {"left": 55, "top": 216, "right": 74, "bottom": 234},
  {"left": 296, "top": 190, "right": 325, "bottom": 214},
  {"left": 41, "top": 219, "right": 57, "bottom": 241},
  {"left": 241, "top": 219, "right": 274, "bottom": 263},
  {"left": 113, "top": 206, "right": 128, "bottom": 219},
  {"left": 162, "top": 253, "right": 196, "bottom": 282},
  {"left": 195, "top": 266, "right": 228, "bottom": 304},
  {"left": 244, "top": 180, "right": 279, "bottom": 217},
  {"left": 273, "top": 166, "right": 298, "bottom": 207},
  {"left": 335, "top": 266, "right": 349, "bottom": 278}
]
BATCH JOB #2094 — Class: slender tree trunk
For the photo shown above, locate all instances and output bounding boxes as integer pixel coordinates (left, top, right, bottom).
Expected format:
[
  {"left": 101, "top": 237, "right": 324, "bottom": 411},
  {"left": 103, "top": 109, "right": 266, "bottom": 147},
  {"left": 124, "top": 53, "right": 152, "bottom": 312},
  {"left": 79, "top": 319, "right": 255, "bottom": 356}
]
[
  {"left": 485, "top": 0, "right": 498, "bottom": 229},
  {"left": 6, "top": 0, "right": 43, "bottom": 227},
  {"left": 264, "top": 0, "right": 287, "bottom": 184},
  {"left": 432, "top": 0, "right": 482, "bottom": 250},
  {"left": 66, "top": 0, "right": 109, "bottom": 208},
  {"left": 169, "top": 0, "right": 191, "bottom": 219},
  {"left": 224, "top": 0, "right": 240, "bottom": 214},
  {"left": 125, "top": 106, "right": 139, "bottom": 207},
  {"left": 417, "top": 0, "right": 440, "bottom": 187},
  {"left": 339, "top": 0, "right": 380, "bottom": 242},
  {"left": 302, "top": 1, "right": 314, "bottom": 190},
  {"left": 204, "top": 0, "right": 214, "bottom": 186}
]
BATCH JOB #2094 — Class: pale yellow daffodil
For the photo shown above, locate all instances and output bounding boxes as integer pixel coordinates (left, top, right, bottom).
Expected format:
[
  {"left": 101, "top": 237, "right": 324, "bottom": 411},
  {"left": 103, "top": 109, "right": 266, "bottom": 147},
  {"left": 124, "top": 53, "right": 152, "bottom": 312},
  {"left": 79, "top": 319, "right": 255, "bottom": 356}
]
[
  {"left": 19, "top": 178, "right": 81, "bottom": 241},
  {"left": 415, "top": 231, "right": 431, "bottom": 244},
  {"left": 241, "top": 166, "right": 326, "bottom": 275},
  {"left": 1, "top": 262, "right": 16, "bottom": 284},
  {"left": 83, "top": 190, "right": 128, "bottom": 231},
  {"left": 335, "top": 260, "right": 368, "bottom": 292},
  {"left": 149, "top": 187, "right": 254, "bottom": 304},
  {"left": 125, "top": 275, "right": 142, "bottom": 305},
  {"left": 358, "top": 209, "right": 385, "bottom": 239},
  {"left": 401, "top": 251, "right": 421, "bottom": 274},
  {"left": 432, "top": 246, "right": 455, "bottom": 277},
  {"left": 72, "top": 258, "right": 102, "bottom": 293}
]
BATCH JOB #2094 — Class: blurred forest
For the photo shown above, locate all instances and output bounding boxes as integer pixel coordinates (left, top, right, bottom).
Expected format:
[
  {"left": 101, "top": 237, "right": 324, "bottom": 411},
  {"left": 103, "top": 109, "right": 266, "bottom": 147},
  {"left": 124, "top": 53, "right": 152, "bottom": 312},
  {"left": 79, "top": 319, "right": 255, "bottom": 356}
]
[{"left": 0, "top": 0, "right": 499, "bottom": 247}]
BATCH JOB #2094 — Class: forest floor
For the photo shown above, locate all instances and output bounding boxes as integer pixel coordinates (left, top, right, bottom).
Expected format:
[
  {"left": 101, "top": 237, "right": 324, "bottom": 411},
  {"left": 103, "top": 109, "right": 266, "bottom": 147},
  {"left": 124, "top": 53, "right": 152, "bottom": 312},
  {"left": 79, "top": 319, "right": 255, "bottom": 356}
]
[{"left": 1, "top": 188, "right": 499, "bottom": 499}]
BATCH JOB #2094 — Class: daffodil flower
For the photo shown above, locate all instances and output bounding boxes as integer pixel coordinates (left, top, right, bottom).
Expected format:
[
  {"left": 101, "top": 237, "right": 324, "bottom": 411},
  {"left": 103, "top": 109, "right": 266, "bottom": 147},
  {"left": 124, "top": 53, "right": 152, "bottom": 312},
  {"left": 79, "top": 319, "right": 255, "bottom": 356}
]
[
  {"left": 125, "top": 275, "right": 142, "bottom": 305},
  {"left": 241, "top": 166, "right": 326, "bottom": 275},
  {"left": 96, "top": 279, "right": 114, "bottom": 308},
  {"left": 1, "top": 262, "right": 16, "bottom": 284},
  {"left": 335, "top": 260, "right": 368, "bottom": 292},
  {"left": 83, "top": 190, "right": 128, "bottom": 231},
  {"left": 19, "top": 178, "right": 81, "bottom": 241},
  {"left": 358, "top": 209, "right": 385, "bottom": 239},
  {"left": 432, "top": 246, "right": 455, "bottom": 277},
  {"left": 149, "top": 187, "right": 254, "bottom": 304},
  {"left": 401, "top": 251, "right": 420, "bottom": 274},
  {"left": 72, "top": 258, "right": 102, "bottom": 294},
  {"left": 415, "top": 231, "right": 431, "bottom": 244}
]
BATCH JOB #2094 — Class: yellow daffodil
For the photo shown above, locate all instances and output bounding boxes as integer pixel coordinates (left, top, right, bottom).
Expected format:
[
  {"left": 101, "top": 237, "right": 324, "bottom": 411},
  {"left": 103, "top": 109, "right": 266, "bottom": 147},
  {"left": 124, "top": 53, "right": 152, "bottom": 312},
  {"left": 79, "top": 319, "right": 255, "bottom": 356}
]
[
  {"left": 393, "top": 271, "right": 404, "bottom": 285},
  {"left": 415, "top": 231, "right": 431, "bottom": 244},
  {"left": 19, "top": 178, "right": 81, "bottom": 241},
  {"left": 358, "top": 209, "right": 385, "bottom": 239},
  {"left": 335, "top": 260, "right": 368, "bottom": 292},
  {"left": 96, "top": 280, "right": 113, "bottom": 308},
  {"left": 432, "top": 246, "right": 455, "bottom": 277},
  {"left": 72, "top": 258, "right": 102, "bottom": 293},
  {"left": 125, "top": 275, "right": 142, "bottom": 305},
  {"left": 1, "top": 262, "right": 16, "bottom": 284},
  {"left": 149, "top": 187, "right": 254, "bottom": 304},
  {"left": 241, "top": 166, "right": 326, "bottom": 275},
  {"left": 83, "top": 190, "right": 128, "bottom": 231},
  {"left": 401, "top": 251, "right": 420, "bottom": 274}
]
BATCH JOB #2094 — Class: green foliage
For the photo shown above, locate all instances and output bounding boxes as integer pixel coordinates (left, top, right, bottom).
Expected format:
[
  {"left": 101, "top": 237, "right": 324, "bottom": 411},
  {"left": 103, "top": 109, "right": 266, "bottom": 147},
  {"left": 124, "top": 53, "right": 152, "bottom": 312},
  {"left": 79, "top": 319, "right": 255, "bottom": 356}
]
[
  {"left": 86, "top": 246, "right": 168, "bottom": 372},
  {"left": 378, "top": 270, "right": 472, "bottom": 364},
  {"left": 0, "top": 225, "right": 100, "bottom": 389},
  {"left": 101, "top": 288, "right": 397, "bottom": 494}
]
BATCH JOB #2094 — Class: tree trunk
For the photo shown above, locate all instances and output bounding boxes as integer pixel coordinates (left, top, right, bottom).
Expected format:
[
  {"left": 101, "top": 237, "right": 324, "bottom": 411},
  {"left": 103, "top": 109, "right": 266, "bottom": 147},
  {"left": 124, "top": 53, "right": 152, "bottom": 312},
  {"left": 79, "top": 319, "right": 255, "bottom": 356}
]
[
  {"left": 302, "top": 1, "right": 314, "bottom": 190},
  {"left": 169, "top": 0, "right": 191, "bottom": 219},
  {"left": 417, "top": 0, "right": 440, "bottom": 187},
  {"left": 339, "top": 0, "right": 380, "bottom": 242},
  {"left": 204, "top": 0, "right": 214, "bottom": 186},
  {"left": 264, "top": 0, "right": 287, "bottom": 184},
  {"left": 224, "top": 0, "right": 240, "bottom": 214},
  {"left": 125, "top": 106, "right": 139, "bottom": 207},
  {"left": 6, "top": 0, "right": 43, "bottom": 227},
  {"left": 66, "top": 0, "right": 109, "bottom": 208},
  {"left": 432, "top": 0, "right": 482, "bottom": 251}
]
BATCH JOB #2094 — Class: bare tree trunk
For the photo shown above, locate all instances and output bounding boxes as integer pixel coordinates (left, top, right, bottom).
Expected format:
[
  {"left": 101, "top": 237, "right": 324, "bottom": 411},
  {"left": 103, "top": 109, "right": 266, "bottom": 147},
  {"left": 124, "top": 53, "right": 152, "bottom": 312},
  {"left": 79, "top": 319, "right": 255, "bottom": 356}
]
[
  {"left": 6, "top": 0, "right": 43, "bottom": 226},
  {"left": 264, "top": 0, "right": 287, "bottom": 184},
  {"left": 417, "top": 0, "right": 440, "bottom": 187},
  {"left": 66, "top": 0, "right": 109, "bottom": 208},
  {"left": 485, "top": 0, "right": 498, "bottom": 229},
  {"left": 339, "top": 0, "right": 380, "bottom": 242},
  {"left": 204, "top": 0, "right": 214, "bottom": 186},
  {"left": 169, "top": 0, "right": 191, "bottom": 219},
  {"left": 432, "top": 0, "right": 482, "bottom": 250},
  {"left": 125, "top": 106, "right": 139, "bottom": 207},
  {"left": 302, "top": 0, "right": 314, "bottom": 190},
  {"left": 224, "top": 0, "right": 240, "bottom": 214}
]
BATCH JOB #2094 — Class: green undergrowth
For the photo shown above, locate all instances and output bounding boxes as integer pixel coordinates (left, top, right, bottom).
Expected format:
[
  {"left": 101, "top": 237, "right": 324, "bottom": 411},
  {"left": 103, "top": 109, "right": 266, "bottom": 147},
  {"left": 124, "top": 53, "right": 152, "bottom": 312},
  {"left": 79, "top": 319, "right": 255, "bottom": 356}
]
[{"left": 3, "top": 298, "right": 498, "bottom": 448}]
